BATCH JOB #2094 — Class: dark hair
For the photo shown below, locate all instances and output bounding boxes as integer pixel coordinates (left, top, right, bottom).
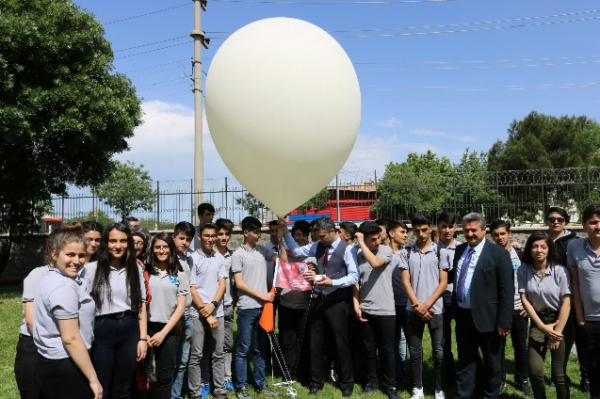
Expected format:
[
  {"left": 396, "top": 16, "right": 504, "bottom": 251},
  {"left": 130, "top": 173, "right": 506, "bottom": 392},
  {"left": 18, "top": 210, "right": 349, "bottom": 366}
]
[
  {"left": 173, "top": 221, "right": 195, "bottom": 238},
  {"left": 268, "top": 220, "right": 279, "bottom": 227},
  {"left": 374, "top": 218, "right": 390, "bottom": 229},
  {"left": 92, "top": 223, "right": 142, "bottom": 313},
  {"left": 411, "top": 213, "right": 431, "bottom": 227},
  {"left": 83, "top": 221, "right": 104, "bottom": 234},
  {"left": 124, "top": 215, "right": 139, "bottom": 223},
  {"left": 490, "top": 219, "right": 511, "bottom": 232},
  {"left": 387, "top": 220, "right": 409, "bottom": 236},
  {"left": 314, "top": 218, "right": 336, "bottom": 233},
  {"left": 437, "top": 212, "right": 459, "bottom": 226},
  {"left": 582, "top": 204, "right": 600, "bottom": 224},
  {"left": 241, "top": 216, "right": 262, "bottom": 232},
  {"left": 291, "top": 220, "right": 310, "bottom": 237},
  {"left": 131, "top": 227, "right": 150, "bottom": 262},
  {"left": 545, "top": 206, "right": 570, "bottom": 224},
  {"left": 46, "top": 222, "right": 86, "bottom": 263},
  {"left": 215, "top": 218, "right": 234, "bottom": 233},
  {"left": 199, "top": 222, "right": 218, "bottom": 234},
  {"left": 339, "top": 221, "right": 358, "bottom": 239},
  {"left": 358, "top": 221, "right": 381, "bottom": 237},
  {"left": 309, "top": 218, "right": 323, "bottom": 231},
  {"left": 522, "top": 231, "right": 559, "bottom": 266},
  {"left": 197, "top": 202, "right": 216, "bottom": 217},
  {"left": 146, "top": 233, "right": 181, "bottom": 276}
]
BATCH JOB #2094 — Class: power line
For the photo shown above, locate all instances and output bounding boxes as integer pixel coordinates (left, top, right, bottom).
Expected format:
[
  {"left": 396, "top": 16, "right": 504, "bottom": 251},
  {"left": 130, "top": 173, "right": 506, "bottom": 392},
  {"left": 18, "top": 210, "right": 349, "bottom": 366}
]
[
  {"left": 103, "top": 3, "right": 189, "bottom": 26},
  {"left": 210, "top": 0, "right": 456, "bottom": 4},
  {"left": 116, "top": 42, "right": 190, "bottom": 60},
  {"left": 119, "top": 59, "right": 191, "bottom": 74},
  {"left": 115, "top": 35, "right": 188, "bottom": 53}
]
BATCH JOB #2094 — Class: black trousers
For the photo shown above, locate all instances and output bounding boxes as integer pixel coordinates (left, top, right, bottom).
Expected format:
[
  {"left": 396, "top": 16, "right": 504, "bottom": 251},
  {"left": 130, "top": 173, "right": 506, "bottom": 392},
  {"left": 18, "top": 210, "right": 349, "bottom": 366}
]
[
  {"left": 278, "top": 304, "right": 310, "bottom": 382},
  {"left": 455, "top": 308, "right": 503, "bottom": 399},
  {"left": 564, "top": 311, "right": 590, "bottom": 381},
  {"left": 309, "top": 299, "right": 353, "bottom": 390},
  {"left": 501, "top": 310, "right": 529, "bottom": 384},
  {"left": 15, "top": 334, "right": 40, "bottom": 399},
  {"left": 361, "top": 313, "right": 396, "bottom": 389},
  {"left": 35, "top": 354, "right": 92, "bottom": 399},
  {"left": 442, "top": 291, "right": 456, "bottom": 388},
  {"left": 395, "top": 304, "right": 408, "bottom": 389},
  {"left": 146, "top": 322, "right": 180, "bottom": 399},
  {"left": 586, "top": 321, "right": 600, "bottom": 399},
  {"left": 92, "top": 314, "right": 140, "bottom": 399}
]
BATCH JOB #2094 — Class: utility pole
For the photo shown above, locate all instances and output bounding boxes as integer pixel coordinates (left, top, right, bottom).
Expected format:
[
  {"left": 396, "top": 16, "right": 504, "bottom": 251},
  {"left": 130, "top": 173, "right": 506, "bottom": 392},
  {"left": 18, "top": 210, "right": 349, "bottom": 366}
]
[{"left": 191, "top": 0, "right": 209, "bottom": 210}]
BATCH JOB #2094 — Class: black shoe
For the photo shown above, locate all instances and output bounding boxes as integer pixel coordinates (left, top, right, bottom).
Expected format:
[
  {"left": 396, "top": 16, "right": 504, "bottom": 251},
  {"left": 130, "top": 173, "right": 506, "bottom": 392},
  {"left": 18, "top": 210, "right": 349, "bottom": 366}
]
[
  {"left": 309, "top": 386, "right": 322, "bottom": 396},
  {"left": 385, "top": 387, "right": 400, "bottom": 399},
  {"left": 499, "top": 381, "right": 507, "bottom": 394},
  {"left": 342, "top": 386, "right": 354, "bottom": 397},
  {"left": 364, "top": 383, "right": 378, "bottom": 394},
  {"left": 516, "top": 381, "right": 532, "bottom": 396},
  {"left": 581, "top": 378, "right": 591, "bottom": 393}
]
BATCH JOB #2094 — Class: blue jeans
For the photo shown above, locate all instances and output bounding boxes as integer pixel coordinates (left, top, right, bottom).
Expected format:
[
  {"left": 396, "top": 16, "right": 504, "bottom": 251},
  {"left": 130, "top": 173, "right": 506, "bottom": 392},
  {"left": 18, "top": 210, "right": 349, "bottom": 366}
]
[
  {"left": 235, "top": 308, "right": 267, "bottom": 390},
  {"left": 171, "top": 314, "right": 193, "bottom": 399}
]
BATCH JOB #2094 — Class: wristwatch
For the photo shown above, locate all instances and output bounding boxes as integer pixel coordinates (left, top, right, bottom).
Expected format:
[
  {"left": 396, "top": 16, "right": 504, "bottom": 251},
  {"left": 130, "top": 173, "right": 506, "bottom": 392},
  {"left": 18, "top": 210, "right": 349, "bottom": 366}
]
[{"left": 211, "top": 300, "right": 219, "bottom": 308}]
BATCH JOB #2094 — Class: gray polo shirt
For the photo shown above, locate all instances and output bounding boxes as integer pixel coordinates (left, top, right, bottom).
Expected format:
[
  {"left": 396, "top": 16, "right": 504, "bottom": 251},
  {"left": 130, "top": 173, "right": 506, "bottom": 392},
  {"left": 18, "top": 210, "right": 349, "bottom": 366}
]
[
  {"left": 438, "top": 240, "right": 461, "bottom": 293},
  {"left": 399, "top": 242, "right": 448, "bottom": 315},
  {"left": 509, "top": 248, "right": 523, "bottom": 310},
  {"left": 517, "top": 263, "right": 570, "bottom": 312},
  {"left": 222, "top": 250, "right": 234, "bottom": 307},
  {"left": 177, "top": 252, "right": 194, "bottom": 315},
  {"left": 231, "top": 244, "right": 274, "bottom": 310},
  {"left": 148, "top": 270, "right": 189, "bottom": 323},
  {"left": 190, "top": 250, "right": 228, "bottom": 318},
  {"left": 392, "top": 250, "right": 408, "bottom": 307},
  {"left": 567, "top": 238, "right": 600, "bottom": 321},
  {"left": 82, "top": 261, "right": 146, "bottom": 316},
  {"left": 20, "top": 265, "right": 52, "bottom": 336},
  {"left": 356, "top": 245, "right": 395, "bottom": 316},
  {"left": 34, "top": 268, "right": 95, "bottom": 360}
]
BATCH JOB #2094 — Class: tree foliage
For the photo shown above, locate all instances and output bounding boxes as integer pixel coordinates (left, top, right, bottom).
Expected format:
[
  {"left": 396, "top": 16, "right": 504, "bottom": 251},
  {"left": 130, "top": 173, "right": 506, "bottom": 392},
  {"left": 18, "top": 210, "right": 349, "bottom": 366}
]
[
  {"left": 0, "top": 0, "right": 141, "bottom": 233},
  {"left": 298, "top": 188, "right": 331, "bottom": 213},
  {"left": 488, "top": 112, "right": 600, "bottom": 171},
  {"left": 95, "top": 162, "right": 155, "bottom": 221},
  {"left": 236, "top": 193, "right": 266, "bottom": 218}
]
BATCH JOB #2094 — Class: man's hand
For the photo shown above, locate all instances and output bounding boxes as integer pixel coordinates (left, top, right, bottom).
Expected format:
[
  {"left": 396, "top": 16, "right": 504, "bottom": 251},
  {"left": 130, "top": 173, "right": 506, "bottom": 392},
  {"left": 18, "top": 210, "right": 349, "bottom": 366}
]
[
  {"left": 354, "top": 307, "right": 368, "bottom": 323},
  {"left": 498, "top": 328, "right": 511, "bottom": 337},
  {"left": 200, "top": 302, "right": 215, "bottom": 318},
  {"left": 519, "top": 308, "right": 528, "bottom": 318},
  {"left": 315, "top": 276, "right": 334, "bottom": 287},
  {"left": 355, "top": 232, "right": 364, "bottom": 244},
  {"left": 207, "top": 315, "right": 219, "bottom": 329},
  {"left": 303, "top": 269, "right": 316, "bottom": 282},
  {"left": 261, "top": 291, "right": 275, "bottom": 303}
]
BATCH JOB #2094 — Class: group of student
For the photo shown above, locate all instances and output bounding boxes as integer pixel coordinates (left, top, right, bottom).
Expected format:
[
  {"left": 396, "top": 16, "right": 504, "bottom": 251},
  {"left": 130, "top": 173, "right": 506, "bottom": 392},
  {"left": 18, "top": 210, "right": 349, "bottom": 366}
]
[{"left": 12, "top": 201, "right": 600, "bottom": 399}]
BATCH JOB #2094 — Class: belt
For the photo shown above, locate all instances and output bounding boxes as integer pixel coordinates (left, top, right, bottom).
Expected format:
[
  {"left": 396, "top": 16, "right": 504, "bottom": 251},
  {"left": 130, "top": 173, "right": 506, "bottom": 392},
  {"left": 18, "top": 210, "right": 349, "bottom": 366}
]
[{"left": 96, "top": 310, "right": 136, "bottom": 320}]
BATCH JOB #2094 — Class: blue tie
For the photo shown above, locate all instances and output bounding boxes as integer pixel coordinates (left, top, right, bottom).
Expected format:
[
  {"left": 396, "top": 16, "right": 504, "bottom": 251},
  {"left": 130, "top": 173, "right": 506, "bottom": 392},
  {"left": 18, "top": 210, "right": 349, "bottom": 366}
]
[{"left": 456, "top": 247, "right": 474, "bottom": 306}]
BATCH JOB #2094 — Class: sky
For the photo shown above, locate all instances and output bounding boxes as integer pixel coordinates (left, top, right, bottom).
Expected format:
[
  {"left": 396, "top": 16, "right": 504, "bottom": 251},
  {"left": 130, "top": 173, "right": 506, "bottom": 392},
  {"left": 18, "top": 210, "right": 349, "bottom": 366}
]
[{"left": 74, "top": 0, "right": 600, "bottom": 190}]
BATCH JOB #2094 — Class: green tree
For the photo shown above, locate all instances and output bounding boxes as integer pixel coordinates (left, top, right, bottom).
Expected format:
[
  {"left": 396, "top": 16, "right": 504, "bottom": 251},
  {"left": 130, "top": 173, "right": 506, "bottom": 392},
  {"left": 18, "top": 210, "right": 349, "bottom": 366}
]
[
  {"left": 454, "top": 150, "right": 502, "bottom": 216},
  {"left": 298, "top": 188, "right": 331, "bottom": 213},
  {"left": 375, "top": 151, "right": 455, "bottom": 219},
  {"left": 95, "top": 162, "right": 155, "bottom": 221},
  {"left": 488, "top": 112, "right": 600, "bottom": 171},
  {"left": 236, "top": 193, "right": 267, "bottom": 218},
  {"left": 0, "top": 0, "right": 141, "bottom": 234}
]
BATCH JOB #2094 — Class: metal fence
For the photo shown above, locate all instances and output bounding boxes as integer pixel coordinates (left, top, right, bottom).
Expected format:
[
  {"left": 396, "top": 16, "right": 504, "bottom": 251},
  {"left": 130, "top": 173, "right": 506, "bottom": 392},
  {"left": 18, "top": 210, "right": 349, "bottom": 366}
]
[{"left": 48, "top": 167, "right": 600, "bottom": 228}]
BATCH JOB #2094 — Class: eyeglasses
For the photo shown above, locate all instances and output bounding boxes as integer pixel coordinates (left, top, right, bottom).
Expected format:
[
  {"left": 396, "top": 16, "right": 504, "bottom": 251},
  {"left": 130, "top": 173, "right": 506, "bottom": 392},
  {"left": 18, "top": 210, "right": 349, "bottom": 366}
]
[{"left": 547, "top": 217, "right": 565, "bottom": 224}]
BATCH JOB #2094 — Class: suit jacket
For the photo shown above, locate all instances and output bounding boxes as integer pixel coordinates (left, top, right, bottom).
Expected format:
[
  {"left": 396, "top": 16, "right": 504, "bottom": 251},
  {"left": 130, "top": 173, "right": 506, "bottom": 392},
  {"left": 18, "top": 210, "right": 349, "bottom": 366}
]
[{"left": 452, "top": 239, "right": 514, "bottom": 333}]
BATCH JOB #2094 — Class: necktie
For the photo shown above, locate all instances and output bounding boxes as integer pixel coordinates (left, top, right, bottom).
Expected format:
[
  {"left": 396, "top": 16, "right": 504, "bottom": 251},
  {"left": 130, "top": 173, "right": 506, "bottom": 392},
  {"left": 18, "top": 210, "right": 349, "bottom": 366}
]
[
  {"left": 323, "top": 245, "right": 332, "bottom": 267},
  {"left": 456, "top": 247, "right": 474, "bottom": 305}
]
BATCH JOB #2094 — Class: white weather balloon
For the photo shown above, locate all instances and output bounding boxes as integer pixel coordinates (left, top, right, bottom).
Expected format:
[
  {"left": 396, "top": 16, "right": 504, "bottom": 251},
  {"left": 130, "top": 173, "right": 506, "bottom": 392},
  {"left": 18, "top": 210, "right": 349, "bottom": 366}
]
[{"left": 205, "top": 17, "right": 361, "bottom": 217}]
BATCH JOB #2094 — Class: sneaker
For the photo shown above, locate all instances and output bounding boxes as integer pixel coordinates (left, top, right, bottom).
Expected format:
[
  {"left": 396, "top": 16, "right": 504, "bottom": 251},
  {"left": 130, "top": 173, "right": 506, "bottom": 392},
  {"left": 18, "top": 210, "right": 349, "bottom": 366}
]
[
  {"left": 386, "top": 387, "right": 400, "bottom": 399},
  {"left": 201, "top": 383, "right": 211, "bottom": 398},
  {"left": 435, "top": 390, "right": 445, "bottom": 399},
  {"left": 517, "top": 380, "right": 532, "bottom": 396},
  {"left": 363, "top": 383, "right": 378, "bottom": 394},
  {"left": 581, "top": 378, "right": 591, "bottom": 393},
  {"left": 225, "top": 380, "right": 235, "bottom": 392},
  {"left": 256, "top": 386, "right": 276, "bottom": 397},
  {"left": 236, "top": 388, "right": 251, "bottom": 399},
  {"left": 410, "top": 387, "right": 425, "bottom": 399}
]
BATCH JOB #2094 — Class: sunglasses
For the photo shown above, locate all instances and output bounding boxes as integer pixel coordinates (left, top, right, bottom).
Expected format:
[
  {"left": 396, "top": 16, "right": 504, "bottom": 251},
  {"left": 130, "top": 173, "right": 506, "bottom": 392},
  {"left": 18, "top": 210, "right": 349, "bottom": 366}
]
[{"left": 547, "top": 217, "right": 565, "bottom": 224}]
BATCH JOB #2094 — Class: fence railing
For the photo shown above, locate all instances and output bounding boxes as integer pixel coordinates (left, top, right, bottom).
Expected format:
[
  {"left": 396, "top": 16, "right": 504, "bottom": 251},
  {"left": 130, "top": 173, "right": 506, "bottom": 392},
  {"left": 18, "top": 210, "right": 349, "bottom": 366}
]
[{"left": 47, "top": 167, "right": 600, "bottom": 229}]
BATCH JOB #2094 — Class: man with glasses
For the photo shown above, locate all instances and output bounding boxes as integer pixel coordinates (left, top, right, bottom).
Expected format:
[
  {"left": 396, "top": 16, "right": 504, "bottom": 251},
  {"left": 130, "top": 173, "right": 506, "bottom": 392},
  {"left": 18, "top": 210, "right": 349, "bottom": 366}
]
[{"left": 545, "top": 206, "right": 590, "bottom": 393}]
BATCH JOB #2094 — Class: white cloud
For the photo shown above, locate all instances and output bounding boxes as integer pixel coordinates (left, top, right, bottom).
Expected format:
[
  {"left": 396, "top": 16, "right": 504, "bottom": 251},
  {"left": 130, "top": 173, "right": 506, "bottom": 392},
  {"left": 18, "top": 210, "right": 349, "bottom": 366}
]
[
  {"left": 377, "top": 116, "right": 403, "bottom": 129},
  {"left": 411, "top": 128, "right": 475, "bottom": 143}
]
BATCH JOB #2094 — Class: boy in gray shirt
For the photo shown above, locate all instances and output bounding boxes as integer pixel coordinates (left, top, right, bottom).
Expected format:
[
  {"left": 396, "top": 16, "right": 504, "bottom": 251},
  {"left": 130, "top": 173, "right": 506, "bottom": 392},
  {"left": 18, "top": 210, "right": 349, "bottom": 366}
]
[
  {"left": 352, "top": 221, "right": 398, "bottom": 399},
  {"left": 399, "top": 214, "right": 448, "bottom": 399}
]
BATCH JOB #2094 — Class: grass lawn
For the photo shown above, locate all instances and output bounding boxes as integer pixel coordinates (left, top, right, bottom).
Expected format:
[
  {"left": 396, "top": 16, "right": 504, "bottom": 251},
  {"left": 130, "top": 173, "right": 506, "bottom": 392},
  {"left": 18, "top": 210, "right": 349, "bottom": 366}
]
[{"left": 0, "top": 283, "right": 589, "bottom": 398}]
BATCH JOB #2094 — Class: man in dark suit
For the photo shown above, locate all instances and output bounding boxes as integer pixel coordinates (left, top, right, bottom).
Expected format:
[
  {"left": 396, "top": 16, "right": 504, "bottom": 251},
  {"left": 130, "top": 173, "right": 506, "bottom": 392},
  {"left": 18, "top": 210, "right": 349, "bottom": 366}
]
[{"left": 452, "top": 212, "right": 514, "bottom": 399}]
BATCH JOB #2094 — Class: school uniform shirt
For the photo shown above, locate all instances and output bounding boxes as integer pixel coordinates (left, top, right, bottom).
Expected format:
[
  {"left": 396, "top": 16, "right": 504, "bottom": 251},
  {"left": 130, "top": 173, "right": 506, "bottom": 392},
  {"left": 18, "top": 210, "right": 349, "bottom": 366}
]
[
  {"left": 392, "top": 250, "right": 408, "bottom": 307},
  {"left": 190, "top": 250, "right": 228, "bottom": 317},
  {"left": 438, "top": 240, "right": 462, "bottom": 294},
  {"left": 148, "top": 269, "right": 190, "bottom": 323},
  {"left": 222, "top": 250, "right": 234, "bottom": 307},
  {"left": 517, "top": 263, "right": 571, "bottom": 313},
  {"left": 231, "top": 244, "right": 275, "bottom": 310},
  {"left": 398, "top": 242, "right": 449, "bottom": 315},
  {"left": 82, "top": 261, "right": 146, "bottom": 316},
  {"left": 177, "top": 251, "right": 194, "bottom": 315},
  {"left": 34, "top": 268, "right": 95, "bottom": 360},
  {"left": 356, "top": 244, "right": 395, "bottom": 316},
  {"left": 20, "top": 265, "right": 52, "bottom": 336},
  {"left": 567, "top": 238, "right": 600, "bottom": 321},
  {"left": 508, "top": 247, "right": 523, "bottom": 310}
]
